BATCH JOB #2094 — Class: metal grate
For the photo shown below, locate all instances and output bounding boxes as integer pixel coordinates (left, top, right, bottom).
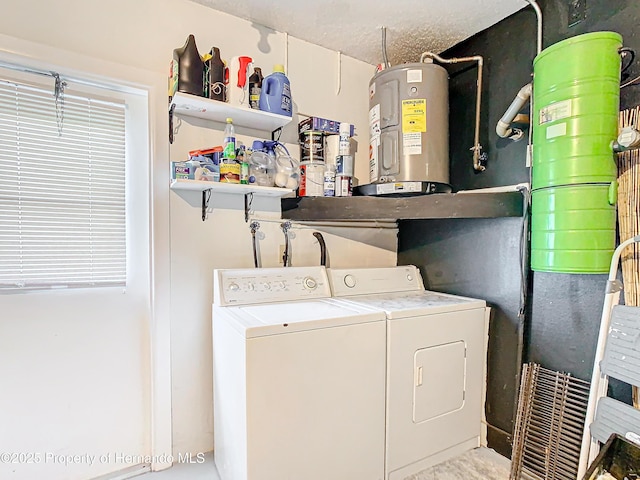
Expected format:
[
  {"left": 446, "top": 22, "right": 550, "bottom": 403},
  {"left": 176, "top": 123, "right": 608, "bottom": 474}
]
[{"left": 510, "top": 363, "right": 591, "bottom": 480}]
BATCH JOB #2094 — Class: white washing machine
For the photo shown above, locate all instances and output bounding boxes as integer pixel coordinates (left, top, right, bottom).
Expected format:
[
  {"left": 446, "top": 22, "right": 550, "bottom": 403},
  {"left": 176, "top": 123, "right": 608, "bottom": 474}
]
[
  {"left": 212, "top": 266, "right": 387, "bottom": 480},
  {"left": 328, "top": 265, "right": 490, "bottom": 480}
]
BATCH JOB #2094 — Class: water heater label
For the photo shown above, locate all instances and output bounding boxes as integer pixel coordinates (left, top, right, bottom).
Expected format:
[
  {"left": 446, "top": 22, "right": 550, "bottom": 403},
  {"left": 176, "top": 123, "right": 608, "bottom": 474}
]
[
  {"left": 407, "top": 69, "right": 423, "bottom": 83},
  {"left": 402, "top": 99, "right": 426, "bottom": 155},
  {"left": 376, "top": 182, "right": 422, "bottom": 195},
  {"left": 403, "top": 133, "right": 422, "bottom": 155},
  {"left": 539, "top": 99, "right": 572, "bottom": 125},
  {"left": 369, "top": 104, "right": 381, "bottom": 182},
  {"left": 402, "top": 99, "right": 426, "bottom": 133}
]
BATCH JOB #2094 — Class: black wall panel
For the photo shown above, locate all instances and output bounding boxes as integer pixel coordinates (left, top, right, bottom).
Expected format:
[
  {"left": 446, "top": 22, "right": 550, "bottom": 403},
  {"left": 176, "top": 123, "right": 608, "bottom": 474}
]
[{"left": 398, "top": 0, "right": 640, "bottom": 457}]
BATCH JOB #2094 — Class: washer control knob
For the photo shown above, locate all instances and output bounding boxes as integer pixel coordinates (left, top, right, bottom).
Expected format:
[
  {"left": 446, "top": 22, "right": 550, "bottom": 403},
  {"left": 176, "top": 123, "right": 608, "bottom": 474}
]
[
  {"left": 247, "top": 282, "right": 255, "bottom": 291},
  {"left": 407, "top": 274, "right": 413, "bottom": 282},
  {"left": 344, "top": 274, "right": 356, "bottom": 288},
  {"left": 303, "top": 277, "right": 318, "bottom": 290},
  {"left": 262, "top": 282, "right": 271, "bottom": 290},
  {"left": 278, "top": 281, "right": 286, "bottom": 289},
  {"left": 228, "top": 282, "right": 240, "bottom": 292}
]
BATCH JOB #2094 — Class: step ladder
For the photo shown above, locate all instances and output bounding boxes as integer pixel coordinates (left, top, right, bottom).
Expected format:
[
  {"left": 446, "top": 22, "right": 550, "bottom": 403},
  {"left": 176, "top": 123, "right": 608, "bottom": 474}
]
[{"left": 578, "top": 235, "right": 640, "bottom": 479}]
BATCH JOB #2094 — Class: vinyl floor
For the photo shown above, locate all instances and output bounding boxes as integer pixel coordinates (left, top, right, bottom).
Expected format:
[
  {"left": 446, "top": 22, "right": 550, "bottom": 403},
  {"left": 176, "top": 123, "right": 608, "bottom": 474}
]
[{"left": 136, "top": 447, "right": 511, "bottom": 480}]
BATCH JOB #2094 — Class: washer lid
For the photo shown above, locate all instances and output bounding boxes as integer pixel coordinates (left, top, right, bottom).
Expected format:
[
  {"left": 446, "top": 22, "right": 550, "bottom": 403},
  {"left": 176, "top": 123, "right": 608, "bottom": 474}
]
[
  {"left": 215, "top": 298, "right": 385, "bottom": 338},
  {"left": 336, "top": 290, "right": 486, "bottom": 319}
]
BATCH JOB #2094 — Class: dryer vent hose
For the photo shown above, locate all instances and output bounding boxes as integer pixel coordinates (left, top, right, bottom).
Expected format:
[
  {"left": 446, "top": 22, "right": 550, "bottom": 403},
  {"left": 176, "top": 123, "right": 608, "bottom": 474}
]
[{"left": 313, "top": 232, "right": 327, "bottom": 267}]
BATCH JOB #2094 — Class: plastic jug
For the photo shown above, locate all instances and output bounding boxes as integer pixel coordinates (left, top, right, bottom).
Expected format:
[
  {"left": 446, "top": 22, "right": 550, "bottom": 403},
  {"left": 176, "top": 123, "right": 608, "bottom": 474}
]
[
  {"left": 259, "top": 65, "right": 292, "bottom": 116},
  {"left": 205, "top": 46, "right": 225, "bottom": 101},
  {"left": 169, "top": 34, "right": 204, "bottom": 99}
]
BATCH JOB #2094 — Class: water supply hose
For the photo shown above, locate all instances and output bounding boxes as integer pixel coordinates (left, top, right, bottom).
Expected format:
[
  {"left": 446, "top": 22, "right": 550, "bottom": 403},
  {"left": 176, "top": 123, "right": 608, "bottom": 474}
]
[
  {"left": 249, "top": 221, "right": 260, "bottom": 268},
  {"left": 312, "top": 232, "right": 327, "bottom": 266},
  {"left": 420, "top": 52, "right": 486, "bottom": 171},
  {"left": 280, "top": 221, "right": 292, "bottom": 267}
]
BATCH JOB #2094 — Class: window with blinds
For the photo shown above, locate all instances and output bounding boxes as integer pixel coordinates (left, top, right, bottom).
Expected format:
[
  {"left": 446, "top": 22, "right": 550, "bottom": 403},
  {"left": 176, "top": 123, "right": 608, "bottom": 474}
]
[{"left": 0, "top": 76, "right": 127, "bottom": 290}]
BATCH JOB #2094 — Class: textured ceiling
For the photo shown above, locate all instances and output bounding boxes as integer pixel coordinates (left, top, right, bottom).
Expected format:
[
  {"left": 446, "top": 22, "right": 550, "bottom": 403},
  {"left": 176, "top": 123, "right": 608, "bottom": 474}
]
[{"left": 190, "top": 0, "right": 530, "bottom": 65}]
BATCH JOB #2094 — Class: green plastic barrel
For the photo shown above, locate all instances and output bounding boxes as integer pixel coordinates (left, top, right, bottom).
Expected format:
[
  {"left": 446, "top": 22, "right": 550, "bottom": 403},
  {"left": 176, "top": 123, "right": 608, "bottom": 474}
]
[
  {"left": 531, "top": 184, "right": 617, "bottom": 273},
  {"left": 532, "top": 32, "right": 621, "bottom": 189}
]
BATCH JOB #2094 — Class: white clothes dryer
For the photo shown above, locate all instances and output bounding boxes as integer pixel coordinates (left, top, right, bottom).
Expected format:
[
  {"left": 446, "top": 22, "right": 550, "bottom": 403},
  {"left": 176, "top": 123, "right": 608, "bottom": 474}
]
[
  {"left": 212, "top": 266, "right": 387, "bottom": 480},
  {"left": 328, "top": 265, "right": 490, "bottom": 480}
]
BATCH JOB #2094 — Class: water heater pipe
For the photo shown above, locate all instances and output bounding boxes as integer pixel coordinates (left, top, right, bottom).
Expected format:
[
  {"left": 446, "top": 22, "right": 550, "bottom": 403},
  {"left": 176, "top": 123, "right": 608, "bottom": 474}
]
[
  {"left": 420, "top": 51, "right": 486, "bottom": 171},
  {"left": 496, "top": 83, "right": 532, "bottom": 140},
  {"left": 381, "top": 26, "right": 391, "bottom": 69}
]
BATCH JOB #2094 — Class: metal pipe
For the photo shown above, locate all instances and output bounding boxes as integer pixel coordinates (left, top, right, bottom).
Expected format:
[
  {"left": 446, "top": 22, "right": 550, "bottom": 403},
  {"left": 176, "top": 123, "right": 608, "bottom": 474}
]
[
  {"left": 420, "top": 51, "right": 486, "bottom": 171},
  {"left": 381, "top": 26, "right": 390, "bottom": 69},
  {"left": 525, "top": 0, "right": 543, "bottom": 55},
  {"left": 496, "top": 83, "right": 532, "bottom": 140}
]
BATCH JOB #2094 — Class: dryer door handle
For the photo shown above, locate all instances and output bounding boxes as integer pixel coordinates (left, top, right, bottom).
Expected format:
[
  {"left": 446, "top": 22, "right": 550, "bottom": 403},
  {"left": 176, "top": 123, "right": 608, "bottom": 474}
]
[{"left": 415, "top": 366, "right": 423, "bottom": 387}]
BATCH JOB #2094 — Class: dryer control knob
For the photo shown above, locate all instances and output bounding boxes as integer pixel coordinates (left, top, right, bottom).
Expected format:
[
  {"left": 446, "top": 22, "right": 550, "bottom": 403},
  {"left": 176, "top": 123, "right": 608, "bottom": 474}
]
[
  {"left": 344, "top": 274, "right": 356, "bottom": 288},
  {"left": 303, "top": 277, "right": 317, "bottom": 290},
  {"left": 407, "top": 274, "right": 413, "bottom": 282},
  {"left": 228, "top": 282, "right": 240, "bottom": 292}
]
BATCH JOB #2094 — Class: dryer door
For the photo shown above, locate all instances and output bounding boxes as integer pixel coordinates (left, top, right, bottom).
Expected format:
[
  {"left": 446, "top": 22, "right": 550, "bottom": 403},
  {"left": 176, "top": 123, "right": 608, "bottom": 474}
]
[
  {"left": 386, "top": 307, "right": 488, "bottom": 480},
  {"left": 413, "top": 340, "right": 465, "bottom": 423}
]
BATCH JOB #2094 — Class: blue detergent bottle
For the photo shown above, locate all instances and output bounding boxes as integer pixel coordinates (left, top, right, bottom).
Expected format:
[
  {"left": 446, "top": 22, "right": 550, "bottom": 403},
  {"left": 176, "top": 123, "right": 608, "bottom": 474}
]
[{"left": 259, "top": 64, "right": 292, "bottom": 116}]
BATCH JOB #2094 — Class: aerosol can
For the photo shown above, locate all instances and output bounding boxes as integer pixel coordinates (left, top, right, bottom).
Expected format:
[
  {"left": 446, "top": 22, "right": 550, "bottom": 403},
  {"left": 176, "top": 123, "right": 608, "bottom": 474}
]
[{"left": 227, "top": 56, "right": 253, "bottom": 107}]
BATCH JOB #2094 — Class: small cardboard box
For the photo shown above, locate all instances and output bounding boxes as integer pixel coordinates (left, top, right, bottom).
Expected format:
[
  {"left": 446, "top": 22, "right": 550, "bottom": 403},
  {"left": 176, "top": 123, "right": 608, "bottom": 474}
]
[
  {"left": 298, "top": 116, "right": 355, "bottom": 137},
  {"left": 171, "top": 161, "right": 198, "bottom": 180}
]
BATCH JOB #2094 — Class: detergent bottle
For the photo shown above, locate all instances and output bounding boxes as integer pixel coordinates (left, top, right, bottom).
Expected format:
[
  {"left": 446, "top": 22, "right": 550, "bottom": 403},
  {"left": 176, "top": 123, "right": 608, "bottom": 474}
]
[{"left": 259, "top": 64, "right": 292, "bottom": 116}]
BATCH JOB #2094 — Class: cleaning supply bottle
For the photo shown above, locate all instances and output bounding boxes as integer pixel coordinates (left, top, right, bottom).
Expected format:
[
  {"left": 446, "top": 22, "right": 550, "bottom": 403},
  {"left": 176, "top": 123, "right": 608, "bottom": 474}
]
[
  {"left": 259, "top": 64, "right": 292, "bottom": 116},
  {"left": 227, "top": 56, "right": 253, "bottom": 107},
  {"left": 205, "top": 46, "right": 226, "bottom": 101},
  {"left": 169, "top": 34, "right": 204, "bottom": 99},
  {"left": 248, "top": 67, "right": 263, "bottom": 109},
  {"left": 223, "top": 118, "right": 236, "bottom": 160},
  {"left": 238, "top": 145, "right": 249, "bottom": 184}
]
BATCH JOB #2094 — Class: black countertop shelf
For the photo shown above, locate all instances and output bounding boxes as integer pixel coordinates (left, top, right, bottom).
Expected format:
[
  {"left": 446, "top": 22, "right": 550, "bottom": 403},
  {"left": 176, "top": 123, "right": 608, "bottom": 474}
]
[{"left": 281, "top": 191, "right": 524, "bottom": 222}]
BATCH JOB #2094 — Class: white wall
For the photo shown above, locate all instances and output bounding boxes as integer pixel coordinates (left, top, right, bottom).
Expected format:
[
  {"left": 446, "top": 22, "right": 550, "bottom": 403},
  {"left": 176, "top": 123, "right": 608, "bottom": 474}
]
[
  {"left": 167, "top": 16, "right": 397, "bottom": 453},
  {"left": 0, "top": 36, "right": 158, "bottom": 480},
  {"left": 0, "top": 0, "right": 397, "bottom": 475}
]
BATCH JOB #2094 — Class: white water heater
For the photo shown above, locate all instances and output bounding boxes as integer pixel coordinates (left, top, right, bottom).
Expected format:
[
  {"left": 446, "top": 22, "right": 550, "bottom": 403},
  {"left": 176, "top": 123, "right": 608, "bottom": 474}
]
[{"left": 367, "top": 63, "right": 450, "bottom": 194}]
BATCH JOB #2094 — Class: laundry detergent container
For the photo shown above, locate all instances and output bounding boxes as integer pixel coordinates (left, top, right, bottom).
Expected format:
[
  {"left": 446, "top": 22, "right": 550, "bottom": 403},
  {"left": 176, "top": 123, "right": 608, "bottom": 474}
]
[
  {"left": 531, "top": 184, "right": 617, "bottom": 273},
  {"left": 532, "top": 32, "right": 621, "bottom": 190}
]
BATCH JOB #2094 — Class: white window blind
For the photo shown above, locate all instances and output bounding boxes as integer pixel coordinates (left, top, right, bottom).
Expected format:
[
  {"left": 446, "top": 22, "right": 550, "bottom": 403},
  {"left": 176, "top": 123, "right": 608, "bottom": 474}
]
[{"left": 0, "top": 76, "right": 127, "bottom": 290}]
